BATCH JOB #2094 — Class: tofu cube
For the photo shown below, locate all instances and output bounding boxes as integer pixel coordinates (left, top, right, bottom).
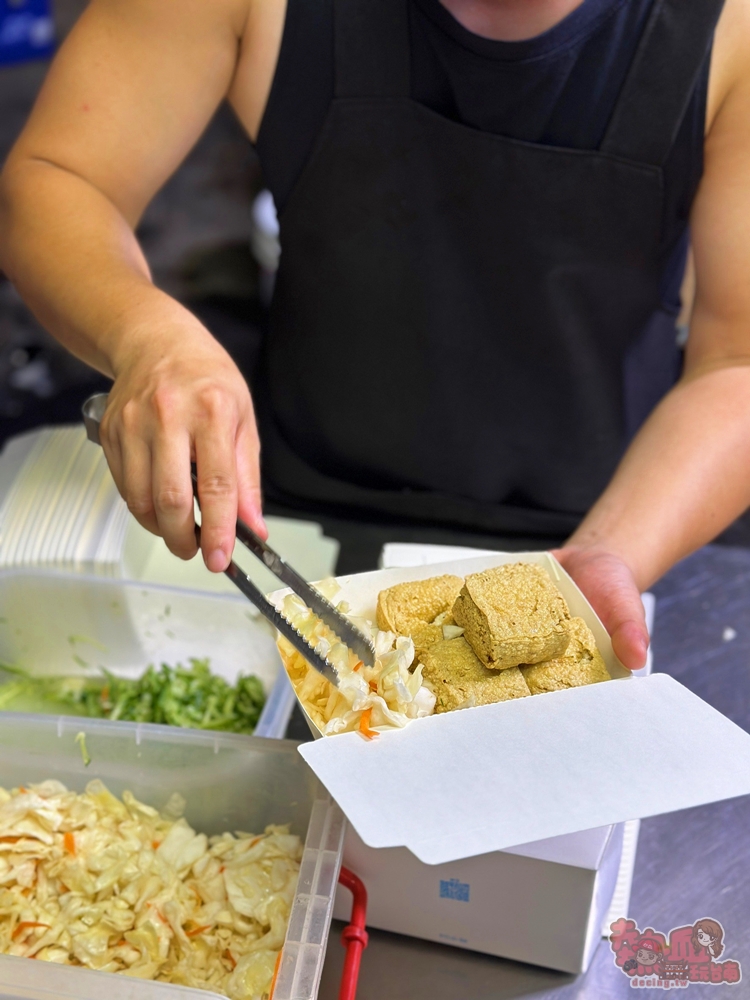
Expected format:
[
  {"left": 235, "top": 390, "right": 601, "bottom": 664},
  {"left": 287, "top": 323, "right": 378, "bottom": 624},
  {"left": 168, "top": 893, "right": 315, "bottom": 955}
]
[
  {"left": 521, "top": 617, "right": 611, "bottom": 694},
  {"left": 421, "top": 637, "right": 531, "bottom": 713},
  {"left": 453, "top": 563, "right": 570, "bottom": 670}
]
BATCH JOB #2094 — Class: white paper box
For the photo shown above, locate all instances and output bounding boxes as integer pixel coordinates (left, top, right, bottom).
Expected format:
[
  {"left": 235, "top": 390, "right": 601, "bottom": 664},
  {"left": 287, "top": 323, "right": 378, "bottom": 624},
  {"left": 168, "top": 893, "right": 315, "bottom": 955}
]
[
  {"left": 275, "top": 552, "right": 750, "bottom": 971},
  {"left": 332, "top": 821, "right": 624, "bottom": 972}
]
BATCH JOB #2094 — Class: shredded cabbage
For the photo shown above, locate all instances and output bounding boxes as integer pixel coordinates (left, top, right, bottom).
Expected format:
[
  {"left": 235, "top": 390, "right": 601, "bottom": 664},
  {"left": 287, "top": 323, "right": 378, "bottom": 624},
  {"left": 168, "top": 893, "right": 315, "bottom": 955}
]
[
  {"left": 0, "top": 781, "right": 302, "bottom": 1000},
  {"left": 276, "top": 583, "right": 436, "bottom": 735}
]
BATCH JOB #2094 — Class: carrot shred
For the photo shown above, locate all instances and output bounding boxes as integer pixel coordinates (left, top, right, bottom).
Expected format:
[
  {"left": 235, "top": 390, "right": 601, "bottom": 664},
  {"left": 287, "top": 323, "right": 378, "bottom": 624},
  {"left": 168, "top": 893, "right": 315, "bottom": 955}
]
[
  {"left": 352, "top": 661, "right": 364, "bottom": 672},
  {"left": 147, "top": 903, "right": 168, "bottom": 924},
  {"left": 269, "top": 949, "right": 283, "bottom": 999},
  {"left": 64, "top": 831, "right": 76, "bottom": 855},
  {"left": 152, "top": 840, "right": 161, "bottom": 850},
  {"left": 368, "top": 680, "right": 378, "bottom": 692},
  {"left": 12, "top": 922, "right": 50, "bottom": 940},
  {"left": 18, "top": 787, "right": 27, "bottom": 794},
  {"left": 219, "top": 865, "right": 225, "bottom": 873},
  {"left": 359, "top": 708, "right": 378, "bottom": 740},
  {"left": 186, "top": 924, "right": 212, "bottom": 938},
  {"left": 0, "top": 836, "right": 22, "bottom": 844},
  {"left": 223, "top": 948, "right": 237, "bottom": 969}
]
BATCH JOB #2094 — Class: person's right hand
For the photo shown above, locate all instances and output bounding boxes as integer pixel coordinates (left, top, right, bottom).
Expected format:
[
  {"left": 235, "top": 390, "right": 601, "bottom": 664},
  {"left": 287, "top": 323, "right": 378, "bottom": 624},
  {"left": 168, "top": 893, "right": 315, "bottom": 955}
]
[{"left": 100, "top": 319, "right": 267, "bottom": 573}]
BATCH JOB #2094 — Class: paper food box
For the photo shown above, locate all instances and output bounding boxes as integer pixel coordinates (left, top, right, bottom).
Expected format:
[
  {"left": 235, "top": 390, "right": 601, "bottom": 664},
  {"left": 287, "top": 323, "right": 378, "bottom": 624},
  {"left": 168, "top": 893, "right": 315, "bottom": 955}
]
[{"left": 271, "top": 552, "right": 750, "bottom": 973}]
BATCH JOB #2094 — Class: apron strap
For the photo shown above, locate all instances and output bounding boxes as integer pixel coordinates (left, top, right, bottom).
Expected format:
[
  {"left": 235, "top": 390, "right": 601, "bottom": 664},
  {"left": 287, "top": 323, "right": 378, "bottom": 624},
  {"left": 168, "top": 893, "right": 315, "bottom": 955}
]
[
  {"left": 600, "top": 0, "right": 725, "bottom": 167},
  {"left": 335, "top": 0, "right": 411, "bottom": 98}
]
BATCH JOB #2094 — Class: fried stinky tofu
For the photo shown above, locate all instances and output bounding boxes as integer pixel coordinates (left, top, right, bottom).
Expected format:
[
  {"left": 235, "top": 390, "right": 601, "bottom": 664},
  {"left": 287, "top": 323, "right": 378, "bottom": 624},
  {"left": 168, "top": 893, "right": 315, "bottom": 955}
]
[
  {"left": 521, "top": 617, "right": 611, "bottom": 694},
  {"left": 377, "top": 575, "right": 464, "bottom": 658},
  {"left": 409, "top": 624, "right": 444, "bottom": 659},
  {"left": 452, "top": 563, "right": 571, "bottom": 670},
  {"left": 421, "top": 637, "right": 531, "bottom": 713}
]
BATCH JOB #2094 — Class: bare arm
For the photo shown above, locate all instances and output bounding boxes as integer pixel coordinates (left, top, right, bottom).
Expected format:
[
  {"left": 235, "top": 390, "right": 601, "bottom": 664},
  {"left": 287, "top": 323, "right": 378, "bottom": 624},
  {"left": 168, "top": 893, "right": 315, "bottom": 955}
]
[
  {"left": 0, "top": 0, "right": 272, "bottom": 569},
  {"left": 559, "top": 0, "right": 750, "bottom": 668}
]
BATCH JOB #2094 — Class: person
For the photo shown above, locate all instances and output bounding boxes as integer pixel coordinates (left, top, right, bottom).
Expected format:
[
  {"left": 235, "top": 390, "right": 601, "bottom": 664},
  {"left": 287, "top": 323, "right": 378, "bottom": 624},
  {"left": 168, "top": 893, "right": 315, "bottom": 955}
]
[{"left": 2, "top": 0, "right": 750, "bottom": 675}]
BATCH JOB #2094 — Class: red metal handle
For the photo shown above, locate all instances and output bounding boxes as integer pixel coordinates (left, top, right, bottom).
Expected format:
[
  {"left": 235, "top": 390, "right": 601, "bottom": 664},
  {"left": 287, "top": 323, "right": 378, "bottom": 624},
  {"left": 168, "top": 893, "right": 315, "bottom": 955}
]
[{"left": 338, "top": 867, "right": 368, "bottom": 1000}]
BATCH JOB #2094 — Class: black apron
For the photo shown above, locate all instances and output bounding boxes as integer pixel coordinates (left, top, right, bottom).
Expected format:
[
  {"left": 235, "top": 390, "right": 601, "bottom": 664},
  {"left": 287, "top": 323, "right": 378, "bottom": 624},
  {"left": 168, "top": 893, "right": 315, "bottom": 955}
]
[{"left": 258, "top": 0, "right": 724, "bottom": 542}]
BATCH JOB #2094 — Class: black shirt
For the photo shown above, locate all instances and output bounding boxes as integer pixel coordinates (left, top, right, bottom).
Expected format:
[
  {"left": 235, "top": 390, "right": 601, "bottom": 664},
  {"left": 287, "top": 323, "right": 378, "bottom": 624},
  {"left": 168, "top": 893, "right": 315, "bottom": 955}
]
[{"left": 257, "top": 0, "right": 709, "bottom": 312}]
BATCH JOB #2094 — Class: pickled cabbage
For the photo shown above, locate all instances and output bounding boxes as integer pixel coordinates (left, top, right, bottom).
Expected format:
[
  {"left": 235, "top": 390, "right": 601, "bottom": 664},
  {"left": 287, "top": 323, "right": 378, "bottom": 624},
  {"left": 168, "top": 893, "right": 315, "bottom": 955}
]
[
  {"left": 0, "top": 781, "right": 302, "bottom": 999},
  {"left": 276, "top": 584, "right": 436, "bottom": 735}
]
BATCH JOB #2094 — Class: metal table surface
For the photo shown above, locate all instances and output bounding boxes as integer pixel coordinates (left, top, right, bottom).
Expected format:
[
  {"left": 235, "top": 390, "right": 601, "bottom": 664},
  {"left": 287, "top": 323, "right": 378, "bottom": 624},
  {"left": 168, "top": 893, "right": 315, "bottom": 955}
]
[{"left": 316, "top": 544, "right": 750, "bottom": 998}]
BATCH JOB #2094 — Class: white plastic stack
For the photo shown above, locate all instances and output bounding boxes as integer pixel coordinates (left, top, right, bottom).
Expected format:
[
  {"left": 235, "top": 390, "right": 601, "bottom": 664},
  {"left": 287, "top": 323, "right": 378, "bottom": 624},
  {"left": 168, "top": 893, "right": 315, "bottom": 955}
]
[
  {"left": 0, "top": 426, "right": 128, "bottom": 575},
  {"left": 0, "top": 425, "right": 341, "bottom": 591}
]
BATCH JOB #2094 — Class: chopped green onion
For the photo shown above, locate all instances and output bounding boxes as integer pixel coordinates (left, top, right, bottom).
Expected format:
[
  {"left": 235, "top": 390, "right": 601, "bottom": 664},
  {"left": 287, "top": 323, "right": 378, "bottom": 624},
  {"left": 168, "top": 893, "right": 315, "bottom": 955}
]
[
  {"left": 0, "top": 659, "right": 265, "bottom": 734},
  {"left": 75, "top": 732, "right": 91, "bottom": 767}
]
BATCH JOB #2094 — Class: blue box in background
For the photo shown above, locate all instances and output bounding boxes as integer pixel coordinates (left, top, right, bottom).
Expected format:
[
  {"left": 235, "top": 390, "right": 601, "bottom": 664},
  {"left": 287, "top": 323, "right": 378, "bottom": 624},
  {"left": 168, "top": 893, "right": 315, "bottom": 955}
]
[{"left": 0, "top": 0, "right": 55, "bottom": 67}]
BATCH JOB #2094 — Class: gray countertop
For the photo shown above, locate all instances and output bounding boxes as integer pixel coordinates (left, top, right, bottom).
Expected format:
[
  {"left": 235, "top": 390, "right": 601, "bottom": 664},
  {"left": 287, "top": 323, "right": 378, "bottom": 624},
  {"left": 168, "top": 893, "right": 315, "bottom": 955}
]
[{"left": 317, "top": 544, "right": 750, "bottom": 998}]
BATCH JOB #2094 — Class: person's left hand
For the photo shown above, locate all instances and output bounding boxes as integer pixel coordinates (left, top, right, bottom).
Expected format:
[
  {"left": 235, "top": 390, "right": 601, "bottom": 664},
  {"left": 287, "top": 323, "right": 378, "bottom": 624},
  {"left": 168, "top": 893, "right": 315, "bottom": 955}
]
[{"left": 551, "top": 545, "right": 649, "bottom": 671}]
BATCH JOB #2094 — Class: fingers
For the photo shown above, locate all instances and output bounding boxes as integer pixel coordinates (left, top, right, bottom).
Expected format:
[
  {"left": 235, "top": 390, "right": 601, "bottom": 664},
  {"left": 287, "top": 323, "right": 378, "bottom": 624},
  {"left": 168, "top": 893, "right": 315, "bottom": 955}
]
[
  {"left": 103, "top": 396, "right": 198, "bottom": 558},
  {"left": 101, "top": 402, "right": 161, "bottom": 538},
  {"left": 236, "top": 419, "right": 267, "bottom": 540},
  {"left": 97, "top": 339, "right": 262, "bottom": 570},
  {"left": 194, "top": 413, "right": 239, "bottom": 572},
  {"left": 122, "top": 435, "right": 160, "bottom": 538},
  {"left": 99, "top": 405, "right": 125, "bottom": 505},
  {"left": 151, "top": 425, "right": 198, "bottom": 560},
  {"left": 195, "top": 398, "right": 267, "bottom": 570}
]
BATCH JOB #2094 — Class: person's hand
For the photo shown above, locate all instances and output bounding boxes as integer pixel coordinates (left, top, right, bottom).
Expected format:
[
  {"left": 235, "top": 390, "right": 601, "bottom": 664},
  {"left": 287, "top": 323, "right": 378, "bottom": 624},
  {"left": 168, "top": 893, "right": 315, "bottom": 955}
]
[
  {"left": 100, "top": 320, "right": 266, "bottom": 572},
  {"left": 551, "top": 545, "right": 649, "bottom": 671}
]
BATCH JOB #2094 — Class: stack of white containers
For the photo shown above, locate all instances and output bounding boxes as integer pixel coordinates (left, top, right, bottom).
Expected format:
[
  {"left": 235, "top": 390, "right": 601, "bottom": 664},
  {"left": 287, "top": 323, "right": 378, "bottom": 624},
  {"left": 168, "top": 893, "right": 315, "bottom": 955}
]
[
  {"left": 0, "top": 424, "right": 310, "bottom": 738},
  {"left": 0, "top": 426, "right": 129, "bottom": 575}
]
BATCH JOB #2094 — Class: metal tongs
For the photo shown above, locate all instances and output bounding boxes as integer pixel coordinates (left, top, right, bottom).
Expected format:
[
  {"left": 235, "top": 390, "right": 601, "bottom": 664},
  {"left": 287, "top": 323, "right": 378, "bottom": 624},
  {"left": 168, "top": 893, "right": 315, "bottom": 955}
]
[{"left": 82, "top": 393, "right": 375, "bottom": 686}]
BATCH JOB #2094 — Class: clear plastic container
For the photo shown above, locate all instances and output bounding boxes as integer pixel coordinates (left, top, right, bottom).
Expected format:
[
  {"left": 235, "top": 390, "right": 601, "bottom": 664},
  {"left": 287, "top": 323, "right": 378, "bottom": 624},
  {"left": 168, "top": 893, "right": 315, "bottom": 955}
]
[
  {"left": 0, "top": 567, "right": 296, "bottom": 738},
  {"left": 0, "top": 713, "right": 344, "bottom": 1000}
]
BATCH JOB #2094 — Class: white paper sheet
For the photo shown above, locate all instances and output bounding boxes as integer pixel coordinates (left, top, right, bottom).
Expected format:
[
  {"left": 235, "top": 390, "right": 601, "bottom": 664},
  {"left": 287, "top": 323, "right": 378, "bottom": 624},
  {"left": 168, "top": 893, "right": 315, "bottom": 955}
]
[{"left": 299, "top": 673, "right": 750, "bottom": 865}]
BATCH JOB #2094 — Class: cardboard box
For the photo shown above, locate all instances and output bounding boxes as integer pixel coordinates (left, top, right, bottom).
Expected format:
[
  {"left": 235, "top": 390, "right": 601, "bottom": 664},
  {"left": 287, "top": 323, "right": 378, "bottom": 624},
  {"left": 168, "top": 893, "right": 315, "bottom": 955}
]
[
  {"left": 350, "top": 543, "right": 646, "bottom": 970},
  {"left": 274, "top": 552, "right": 750, "bottom": 971},
  {"left": 333, "top": 820, "right": 624, "bottom": 972}
]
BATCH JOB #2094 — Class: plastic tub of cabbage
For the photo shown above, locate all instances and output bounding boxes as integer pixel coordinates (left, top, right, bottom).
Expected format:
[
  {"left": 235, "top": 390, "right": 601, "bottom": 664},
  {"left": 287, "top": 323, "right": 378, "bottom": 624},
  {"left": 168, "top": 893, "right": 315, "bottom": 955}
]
[
  {"left": 0, "top": 713, "right": 345, "bottom": 1000},
  {"left": 0, "top": 567, "right": 297, "bottom": 739}
]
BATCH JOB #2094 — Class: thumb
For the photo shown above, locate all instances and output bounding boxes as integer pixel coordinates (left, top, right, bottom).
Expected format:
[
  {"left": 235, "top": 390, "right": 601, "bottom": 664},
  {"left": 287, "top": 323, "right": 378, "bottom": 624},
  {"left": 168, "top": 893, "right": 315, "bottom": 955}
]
[
  {"left": 610, "top": 616, "right": 649, "bottom": 673},
  {"left": 554, "top": 547, "right": 650, "bottom": 671}
]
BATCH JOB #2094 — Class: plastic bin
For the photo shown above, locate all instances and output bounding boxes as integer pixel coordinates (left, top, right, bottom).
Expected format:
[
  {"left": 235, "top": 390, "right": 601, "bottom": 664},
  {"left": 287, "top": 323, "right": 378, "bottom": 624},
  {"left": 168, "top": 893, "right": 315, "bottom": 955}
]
[
  {"left": 0, "top": 567, "right": 296, "bottom": 738},
  {"left": 0, "top": 713, "right": 345, "bottom": 1000}
]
